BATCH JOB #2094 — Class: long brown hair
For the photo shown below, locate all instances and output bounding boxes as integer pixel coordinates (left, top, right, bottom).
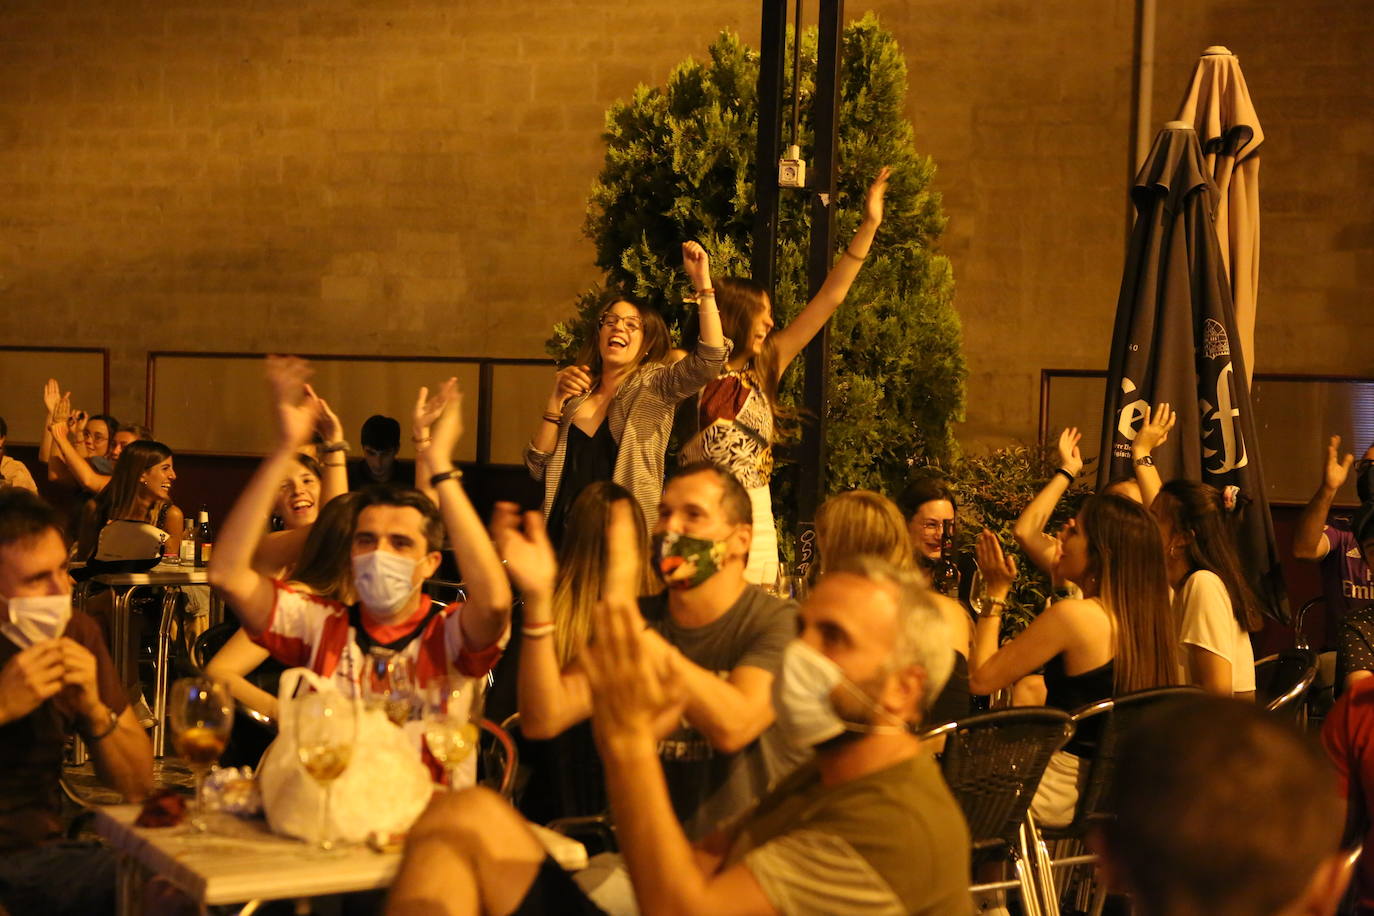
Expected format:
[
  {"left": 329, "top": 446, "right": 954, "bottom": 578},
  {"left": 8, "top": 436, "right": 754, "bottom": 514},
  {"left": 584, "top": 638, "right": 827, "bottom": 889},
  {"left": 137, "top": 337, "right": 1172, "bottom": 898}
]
[
  {"left": 98, "top": 440, "right": 175, "bottom": 526},
  {"left": 289, "top": 492, "right": 360, "bottom": 603},
  {"left": 573, "top": 291, "right": 670, "bottom": 386},
  {"left": 1079, "top": 493, "right": 1180, "bottom": 693},
  {"left": 552, "top": 482, "right": 656, "bottom": 668},
  {"left": 815, "top": 490, "right": 918, "bottom": 575},
  {"left": 1156, "top": 480, "right": 1263, "bottom": 633},
  {"left": 714, "top": 277, "right": 787, "bottom": 422}
]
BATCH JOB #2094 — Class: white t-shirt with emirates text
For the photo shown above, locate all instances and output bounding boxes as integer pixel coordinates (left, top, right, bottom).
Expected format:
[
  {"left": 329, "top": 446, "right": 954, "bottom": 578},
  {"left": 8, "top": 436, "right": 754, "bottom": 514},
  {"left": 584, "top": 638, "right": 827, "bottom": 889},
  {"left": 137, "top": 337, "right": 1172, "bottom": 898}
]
[{"left": 1175, "top": 569, "right": 1256, "bottom": 694}]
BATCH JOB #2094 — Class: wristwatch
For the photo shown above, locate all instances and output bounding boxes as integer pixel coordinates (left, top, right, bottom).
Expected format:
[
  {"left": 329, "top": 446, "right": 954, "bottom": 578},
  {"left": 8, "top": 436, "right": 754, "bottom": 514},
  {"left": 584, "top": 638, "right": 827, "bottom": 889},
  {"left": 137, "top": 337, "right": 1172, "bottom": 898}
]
[
  {"left": 1133, "top": 455, "right": 1155, "bottom": 467},
  {"left": 82, "top": 707, "right": 120, "bottom": 742}
]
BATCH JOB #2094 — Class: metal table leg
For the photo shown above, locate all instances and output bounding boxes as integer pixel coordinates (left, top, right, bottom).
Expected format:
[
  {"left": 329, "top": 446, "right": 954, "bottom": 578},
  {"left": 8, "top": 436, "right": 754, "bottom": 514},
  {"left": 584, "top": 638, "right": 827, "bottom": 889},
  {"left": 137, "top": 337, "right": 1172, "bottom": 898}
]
[{"left": 152, "top": 589, "right": 179, "bottom": 757}]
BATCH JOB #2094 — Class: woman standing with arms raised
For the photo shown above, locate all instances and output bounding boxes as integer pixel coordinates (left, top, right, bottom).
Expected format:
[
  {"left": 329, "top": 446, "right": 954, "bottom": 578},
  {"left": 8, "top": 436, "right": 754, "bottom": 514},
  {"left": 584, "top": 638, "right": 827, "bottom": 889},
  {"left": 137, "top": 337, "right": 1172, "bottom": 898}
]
[
  {"left": 526, "top": 245, "right": 727, "bottom": 539},
  {"left": 679, "top": 168, "right": 891, "bottom": 584}
]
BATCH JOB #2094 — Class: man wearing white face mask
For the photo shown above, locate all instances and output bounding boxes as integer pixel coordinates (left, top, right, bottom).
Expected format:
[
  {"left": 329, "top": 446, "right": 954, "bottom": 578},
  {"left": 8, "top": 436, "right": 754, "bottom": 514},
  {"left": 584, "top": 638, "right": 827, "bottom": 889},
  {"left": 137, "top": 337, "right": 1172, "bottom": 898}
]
[
  {"left": 209, "top": 360, "right": 512, "bottom": 756},
  {"left": 0, "top": 488, "right": 154, "bottom": 916},
  {"left": 386, "top": 556, "right": 972, "bottom": 916}
]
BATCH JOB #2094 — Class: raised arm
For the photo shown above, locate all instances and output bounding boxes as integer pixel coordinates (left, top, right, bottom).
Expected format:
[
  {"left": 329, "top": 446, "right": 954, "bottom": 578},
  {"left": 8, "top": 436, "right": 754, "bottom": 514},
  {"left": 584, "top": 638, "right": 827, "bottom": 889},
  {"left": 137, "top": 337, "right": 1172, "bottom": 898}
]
[
  {"left": 46, "top": 405, "right": 110, "bottom": 493},
  {"left": 1014, "top": 427, "right": 1082, "bottom": 576},
  {"left": 208, "top": 357, "right": 320, "bottom": 635},
  {"left": 493, "top": 502, "right": 595, "bottom": 739},
  {"left": 38, "top": 379, "right": 60, "bottom": 465},
  {"left": 647, "top": 242, "right": 731, "bottom": 402},
  {"left": 1294, "top": 436, "right": 1351, "bottom": 561},
  {"left": 419, "top": 380, "right": 512, "bottom": 650},
  {"left": 308, "top": 385, "right": 349, "bottom": 504},
  {"left": 770, "top": 167, "right": 890, "bottom": 371},
  {"left": 1131, "top": 402, "right": 1173, "bottom": 508},
  {"left": 968, "top": 532, "right": 1078, "bottom": 695}
]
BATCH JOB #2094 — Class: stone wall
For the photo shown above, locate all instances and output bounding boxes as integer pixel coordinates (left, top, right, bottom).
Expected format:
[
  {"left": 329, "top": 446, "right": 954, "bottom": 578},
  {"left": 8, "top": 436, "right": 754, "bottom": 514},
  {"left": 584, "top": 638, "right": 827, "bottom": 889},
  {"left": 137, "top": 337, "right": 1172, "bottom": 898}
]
[{"left": 1, "top": 0, "right": 1368, "bottom": 447}]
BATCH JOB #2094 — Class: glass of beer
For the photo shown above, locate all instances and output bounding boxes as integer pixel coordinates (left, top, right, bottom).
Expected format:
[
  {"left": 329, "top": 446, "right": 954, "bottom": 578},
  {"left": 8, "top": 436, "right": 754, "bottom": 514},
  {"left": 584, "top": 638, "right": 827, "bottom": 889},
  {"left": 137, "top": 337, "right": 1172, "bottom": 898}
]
[
  {"left": 422, "top": 676, "right": 483, "bottom": 790},
  {"left": 168, "top": 677, "right": 234, "bottom": 832},
  {"left": 363, "top": 649, "right": 416, "bottom": 727},
  {"left": 294, "top": 690, "right": 357, "bottom": 851}
]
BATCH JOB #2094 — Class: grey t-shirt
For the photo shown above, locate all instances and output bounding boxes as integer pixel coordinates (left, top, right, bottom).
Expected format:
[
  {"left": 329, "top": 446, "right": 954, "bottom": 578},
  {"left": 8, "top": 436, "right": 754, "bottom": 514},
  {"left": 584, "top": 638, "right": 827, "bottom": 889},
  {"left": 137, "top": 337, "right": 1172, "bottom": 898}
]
[{"left": 641, "top": 584, "right": 801, "bottom": 840}]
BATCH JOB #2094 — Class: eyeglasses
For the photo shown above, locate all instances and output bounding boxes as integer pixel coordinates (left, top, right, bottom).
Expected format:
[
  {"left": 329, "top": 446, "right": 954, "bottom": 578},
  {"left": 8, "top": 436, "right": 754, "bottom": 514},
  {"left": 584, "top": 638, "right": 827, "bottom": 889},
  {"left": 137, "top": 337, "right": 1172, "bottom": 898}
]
[{"left": 599, "top": 314, "right": 643, "bottom": 333}]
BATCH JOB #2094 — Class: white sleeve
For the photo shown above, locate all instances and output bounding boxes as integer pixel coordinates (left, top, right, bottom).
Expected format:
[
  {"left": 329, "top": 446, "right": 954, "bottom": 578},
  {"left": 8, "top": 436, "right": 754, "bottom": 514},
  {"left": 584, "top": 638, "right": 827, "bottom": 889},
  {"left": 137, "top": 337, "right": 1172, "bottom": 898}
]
[{"left": 1178, "top": 571, "right": 1238, "bottom": 664}]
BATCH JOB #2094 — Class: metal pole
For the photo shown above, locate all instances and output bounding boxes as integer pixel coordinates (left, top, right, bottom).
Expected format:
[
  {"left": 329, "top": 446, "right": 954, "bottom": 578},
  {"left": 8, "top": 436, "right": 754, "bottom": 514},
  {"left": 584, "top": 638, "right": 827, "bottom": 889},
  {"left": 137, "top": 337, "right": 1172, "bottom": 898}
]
[
  {"left": 795, "top": 0, "right": 843, "bottom": 576},
  {"left": 751, "top": 0, "right": 788, "bottom": 288}
]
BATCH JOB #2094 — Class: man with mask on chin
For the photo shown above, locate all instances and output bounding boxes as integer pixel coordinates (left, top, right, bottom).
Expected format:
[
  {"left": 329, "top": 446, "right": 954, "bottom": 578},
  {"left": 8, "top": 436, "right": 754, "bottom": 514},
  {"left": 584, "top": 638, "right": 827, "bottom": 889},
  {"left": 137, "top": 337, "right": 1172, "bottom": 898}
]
[
  {"left": 386, "top": 555, "right": 972, "bottom": 916},
  {"left": 209, "top": 359, "right": 512, "bottom": 753},
  {"left": 0, "top": 488, "right": 154, "bottom": 916}
]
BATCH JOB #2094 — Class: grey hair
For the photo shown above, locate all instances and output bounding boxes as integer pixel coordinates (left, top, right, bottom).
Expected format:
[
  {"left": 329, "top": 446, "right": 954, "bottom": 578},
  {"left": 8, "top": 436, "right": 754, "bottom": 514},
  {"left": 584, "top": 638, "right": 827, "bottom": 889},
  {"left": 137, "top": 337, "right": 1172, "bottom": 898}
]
[{"left": 823, "top": 554, "right": 953, "bottom": 715}]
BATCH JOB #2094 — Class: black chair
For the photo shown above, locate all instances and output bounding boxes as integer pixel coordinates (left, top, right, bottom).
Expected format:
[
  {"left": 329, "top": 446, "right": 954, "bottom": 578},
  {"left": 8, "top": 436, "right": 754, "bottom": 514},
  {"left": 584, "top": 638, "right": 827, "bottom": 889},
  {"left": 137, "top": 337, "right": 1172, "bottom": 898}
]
[
  {"left": 1028, "top": 686, "right": 1203, "bottom": 916},
  {"left": 922, "top": 707, "right": 1074, "bottom": 916},
  {"left": 1255, "top": 649, "right": 1318, "bottom": 722}
]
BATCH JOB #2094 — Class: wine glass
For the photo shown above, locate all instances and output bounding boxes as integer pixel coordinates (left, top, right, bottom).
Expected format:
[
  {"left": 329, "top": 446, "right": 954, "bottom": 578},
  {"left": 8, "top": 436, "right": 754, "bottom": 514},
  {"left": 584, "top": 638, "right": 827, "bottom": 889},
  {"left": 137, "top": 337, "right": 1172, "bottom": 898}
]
[
  {"left": 968, "top": 566, "right": 987, "bottom": 616},
  {"left": 422, "top": 676, "right": 483, "bottom": 790},
  {"left": 294, "top": 690, "right": 357, "bottom": 851},
  {"left": 168, "top": 677, "right": 233, "bottom": 832},
  {"left": 363, "top": 649, "right": 416, "bottom": 726}
]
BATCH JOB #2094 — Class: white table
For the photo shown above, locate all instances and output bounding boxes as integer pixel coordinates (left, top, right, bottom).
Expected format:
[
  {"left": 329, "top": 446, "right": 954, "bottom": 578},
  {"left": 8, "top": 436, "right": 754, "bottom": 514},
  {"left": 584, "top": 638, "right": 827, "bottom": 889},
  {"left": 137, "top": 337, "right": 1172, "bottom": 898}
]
[
  {"left": 96, "top": 805, "right": 400, "bottom": 914},
  {"left": 95, "top": 803, "right": 587, "bottom": 914}
]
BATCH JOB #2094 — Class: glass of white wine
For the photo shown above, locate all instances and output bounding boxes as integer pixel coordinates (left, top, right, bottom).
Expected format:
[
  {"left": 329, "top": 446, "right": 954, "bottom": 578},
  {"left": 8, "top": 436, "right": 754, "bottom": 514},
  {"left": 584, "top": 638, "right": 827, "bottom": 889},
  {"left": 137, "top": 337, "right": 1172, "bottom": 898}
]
[
  {"left": 169, "top": 677, "right": 234, "bottom": 833},
  {"left": 363, "top": 649, "right": 416, "bottom": 727},
  {"left": 294, "top": 690, "right": 357, "bottom": 851},
  {"left": 423, "top": 676, "right": 483, "bottom": 790}
]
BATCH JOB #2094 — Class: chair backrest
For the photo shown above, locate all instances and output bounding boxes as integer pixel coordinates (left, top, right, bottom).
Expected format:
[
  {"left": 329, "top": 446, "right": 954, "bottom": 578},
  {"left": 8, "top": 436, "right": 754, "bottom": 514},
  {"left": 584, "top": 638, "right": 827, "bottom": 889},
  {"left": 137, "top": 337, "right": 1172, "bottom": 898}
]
[
  {"left": 191, "top": 620, "right": 288, "bottom": 703},
  {"left": 192, "top": 620, "right": 239, "bottom": 671},
  {"left": 924, "top": 707, "right": 1073, "bottom": 851},
  {"left": 1255, "top": 649, "right": 1318, "bottom": 716},
  {"left": 479, "top": 717, "right": 519, "bottom": 799},
  {"left": 1055, "top": 686, "right": 1202, "bottom": 837},
  {"left": 1293, "top": 596, "right": 1326, "bottom": 652}
]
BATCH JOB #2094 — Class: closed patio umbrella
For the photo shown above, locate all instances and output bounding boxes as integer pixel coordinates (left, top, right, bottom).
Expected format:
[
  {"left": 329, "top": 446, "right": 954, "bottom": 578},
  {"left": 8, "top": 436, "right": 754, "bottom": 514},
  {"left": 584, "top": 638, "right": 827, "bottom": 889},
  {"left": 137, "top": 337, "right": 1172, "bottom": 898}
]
[
  {"left": 1176, "top": 45, "right": 1264, "bottom": 384},
  {"left": 1097, "top": 122, "right": 1286, "bottom": 622}
]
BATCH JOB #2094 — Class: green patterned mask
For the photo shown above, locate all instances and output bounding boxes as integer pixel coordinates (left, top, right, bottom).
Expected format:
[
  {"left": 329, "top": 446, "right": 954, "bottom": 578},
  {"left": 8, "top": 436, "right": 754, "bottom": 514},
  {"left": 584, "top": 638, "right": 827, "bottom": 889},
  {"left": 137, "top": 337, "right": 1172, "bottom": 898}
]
[{"left": 652, "top": 531, "right": 728, "bottom": 590}]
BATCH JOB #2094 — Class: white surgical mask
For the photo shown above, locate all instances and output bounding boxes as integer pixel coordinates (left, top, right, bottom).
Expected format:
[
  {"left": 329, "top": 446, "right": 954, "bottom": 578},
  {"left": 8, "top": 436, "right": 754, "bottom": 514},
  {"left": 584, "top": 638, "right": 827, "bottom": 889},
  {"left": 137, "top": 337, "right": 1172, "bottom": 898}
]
[
  {"left": 774, "top": 639, "right": 907, "bottom": 748},
  {"left": 351, "top": 550, "right": 419, "bottom": 617},
  {"left": 1, "top": 592, "right": 73, "bottom": 647}
]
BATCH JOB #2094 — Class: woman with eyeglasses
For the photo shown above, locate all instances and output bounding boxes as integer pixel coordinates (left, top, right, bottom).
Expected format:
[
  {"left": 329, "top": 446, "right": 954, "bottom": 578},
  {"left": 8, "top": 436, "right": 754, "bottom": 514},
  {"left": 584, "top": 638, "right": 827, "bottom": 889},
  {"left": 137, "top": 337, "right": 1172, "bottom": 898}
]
[
  {"left": 526, "top": 245, "right": 727, "bottom": 540},
  {"left": 674, "top": 169, "right": 890, "bottom": 584}
]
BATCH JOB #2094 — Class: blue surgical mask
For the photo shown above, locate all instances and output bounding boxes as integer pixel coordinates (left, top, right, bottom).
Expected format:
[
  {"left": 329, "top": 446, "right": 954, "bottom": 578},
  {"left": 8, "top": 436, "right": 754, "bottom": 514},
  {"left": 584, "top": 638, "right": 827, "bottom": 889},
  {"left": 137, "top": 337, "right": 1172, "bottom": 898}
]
[
  {"left": 351, "top": 550, "right": 419, "bottom": 617},
  {"left": 774, "top": 640, "right": 907, "bottom": 748}
]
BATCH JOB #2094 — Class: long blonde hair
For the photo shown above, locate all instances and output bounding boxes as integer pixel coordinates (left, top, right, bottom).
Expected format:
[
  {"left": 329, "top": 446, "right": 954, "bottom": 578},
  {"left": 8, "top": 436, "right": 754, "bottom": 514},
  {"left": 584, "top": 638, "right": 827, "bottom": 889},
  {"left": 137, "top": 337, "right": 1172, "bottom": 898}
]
[
  {"left": 552, "top": 482, "right": 655, "bottom": 667},
  {"left": 815, "top": 490, "right": 918, "bottom": 575}
]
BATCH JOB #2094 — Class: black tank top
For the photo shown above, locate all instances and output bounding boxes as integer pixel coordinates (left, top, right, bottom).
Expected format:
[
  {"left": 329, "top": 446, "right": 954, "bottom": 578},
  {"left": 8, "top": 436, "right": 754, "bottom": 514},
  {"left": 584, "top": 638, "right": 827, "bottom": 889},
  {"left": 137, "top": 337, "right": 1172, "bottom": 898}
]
[
  {"left": 547, "top": 421, "right": 618, "bottom": 545},
  {"left": 1043, "top": 654, "right": 1114, "bottom": 756},
  {"left": 928, "top": 651, "right": 970, "bottom": 728}
]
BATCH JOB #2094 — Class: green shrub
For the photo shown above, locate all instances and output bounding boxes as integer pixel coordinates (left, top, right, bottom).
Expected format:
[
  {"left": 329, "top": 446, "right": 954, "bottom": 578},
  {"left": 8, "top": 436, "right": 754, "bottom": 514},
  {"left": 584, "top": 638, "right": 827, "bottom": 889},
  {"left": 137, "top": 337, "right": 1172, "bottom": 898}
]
[{"left": 549, "top": 15, "right": 967, "bottom": 535}]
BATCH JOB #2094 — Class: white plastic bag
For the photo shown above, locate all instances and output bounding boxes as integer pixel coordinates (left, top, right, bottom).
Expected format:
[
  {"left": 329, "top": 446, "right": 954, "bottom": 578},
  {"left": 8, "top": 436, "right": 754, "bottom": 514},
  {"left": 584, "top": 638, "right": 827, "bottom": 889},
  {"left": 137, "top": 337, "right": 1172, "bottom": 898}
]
[{"left": 257, "top": 668, "right": 433, "bottom": 844}]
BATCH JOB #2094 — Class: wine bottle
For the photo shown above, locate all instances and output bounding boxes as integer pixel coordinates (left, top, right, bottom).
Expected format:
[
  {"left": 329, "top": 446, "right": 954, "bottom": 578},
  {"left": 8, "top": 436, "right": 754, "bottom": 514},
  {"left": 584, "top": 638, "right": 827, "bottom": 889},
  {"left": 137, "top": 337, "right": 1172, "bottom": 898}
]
[
  {"left": 178, "top": 518, "right": 196, "bottom": 565},
  {"left": 933, "top": 519, "right": 961, "bottom": 597},
  {"left": 194, "top": 508, "right": 214, "bottom": 568}
]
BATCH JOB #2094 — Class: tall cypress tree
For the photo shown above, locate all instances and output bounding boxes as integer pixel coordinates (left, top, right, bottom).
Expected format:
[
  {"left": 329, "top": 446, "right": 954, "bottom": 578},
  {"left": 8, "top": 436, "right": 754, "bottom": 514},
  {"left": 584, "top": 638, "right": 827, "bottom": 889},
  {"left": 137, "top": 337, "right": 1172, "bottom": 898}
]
[{"left": 549, "top": 13, "right": 966, "bottom": 532}]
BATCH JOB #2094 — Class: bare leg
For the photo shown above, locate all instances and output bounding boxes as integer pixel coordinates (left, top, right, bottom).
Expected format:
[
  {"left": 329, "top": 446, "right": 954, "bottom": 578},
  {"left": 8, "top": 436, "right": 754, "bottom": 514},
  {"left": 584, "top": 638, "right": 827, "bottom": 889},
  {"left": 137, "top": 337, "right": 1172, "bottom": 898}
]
[{"left": 387, "top": 787, "right": 548, "bottom": 916}]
